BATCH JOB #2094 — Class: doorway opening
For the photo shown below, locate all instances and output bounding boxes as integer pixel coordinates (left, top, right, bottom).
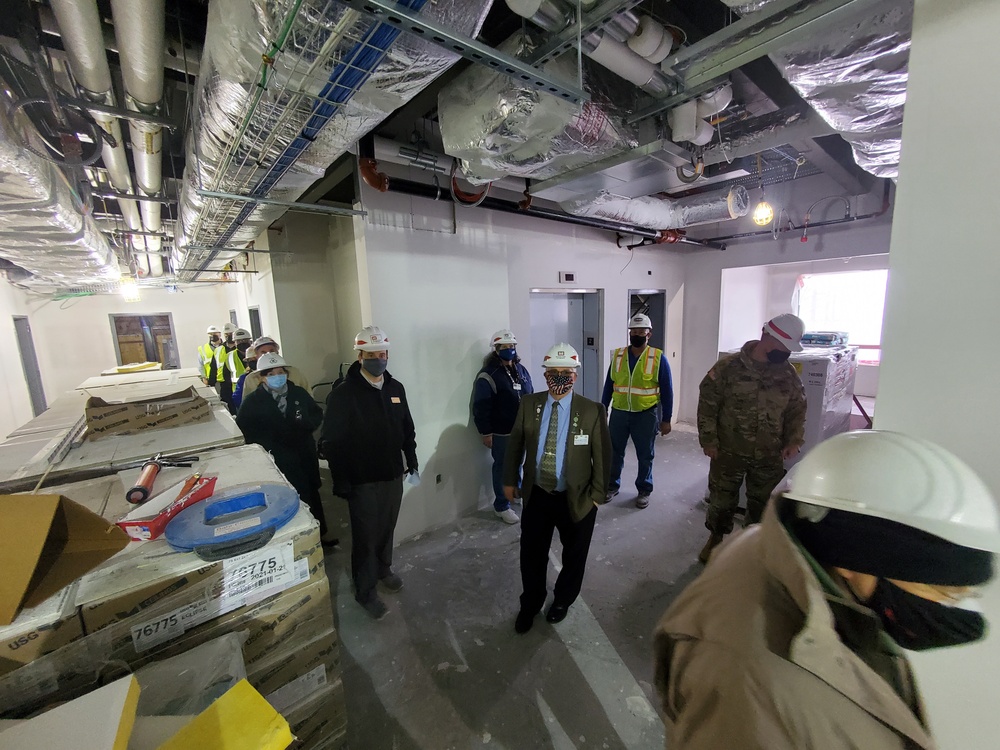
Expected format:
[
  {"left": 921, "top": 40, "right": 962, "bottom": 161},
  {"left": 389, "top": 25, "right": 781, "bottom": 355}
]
[
  {"left": 628, "top": 290, "right": 666, "bottom": 350},
  {"left": 109, "top": 313, "right": 179, "bottom": 368},
  {"left": 528, "top": 290, "right": 602, "bottom": 402},
  {"left": 248, "top": 307, "right": 263, "bottom": 340},
  {"left": 13, "top": 316, "right": 47, "bottom": 417}
]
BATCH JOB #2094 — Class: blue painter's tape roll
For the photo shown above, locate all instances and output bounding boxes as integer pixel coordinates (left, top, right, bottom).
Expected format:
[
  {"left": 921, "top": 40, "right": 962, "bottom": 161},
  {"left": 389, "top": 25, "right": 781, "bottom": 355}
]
[{"left": 165, "top": 482, "right": 301, "bottom": 555}]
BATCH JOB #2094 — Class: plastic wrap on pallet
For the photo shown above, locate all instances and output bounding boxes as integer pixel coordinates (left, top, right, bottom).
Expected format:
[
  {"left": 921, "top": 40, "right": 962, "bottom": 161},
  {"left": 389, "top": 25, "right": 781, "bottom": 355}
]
[
  {"left": 175, "top": 0, "right": 492, "bottom": 278},
  {"left": 559, "top": 184, "right": 748, "bottom": 230},
  {"left": 0, "top": 89, "right": 119, "bottom": 286},
  {"left": 438, "top": 32, "right": 638, "bottom": 185},
  {"left": 724, "top": 0, "right": 911, "bottom": 179}
]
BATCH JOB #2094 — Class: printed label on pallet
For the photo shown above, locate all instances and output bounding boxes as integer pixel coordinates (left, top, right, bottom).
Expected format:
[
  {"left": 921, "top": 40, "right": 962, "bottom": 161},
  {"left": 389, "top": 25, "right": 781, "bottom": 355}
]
[
  {"left": 220, "top": 540, "right": 296, "bottom": 609},
  {"left": 266, "top": 664, "right": 329, "bottom": 714}
]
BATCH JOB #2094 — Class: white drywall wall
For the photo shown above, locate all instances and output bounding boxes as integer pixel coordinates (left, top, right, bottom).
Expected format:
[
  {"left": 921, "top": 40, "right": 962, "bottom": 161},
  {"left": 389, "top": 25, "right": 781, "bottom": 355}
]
[
  {"left": 223, "top": 233, "right": 283, "bottom": 346},
  {"left": 678, "top": 174, "right": 893, "bottom": 423},
  {"left": 17, "top": 284, "right": 230, "bottom": 403},
  {"left": 873, "top": 1, "right": 1000, "bottom": 746},
  {"left": 0, "top": 283, "right": 34, "bottom": 439},
  {"left": 719, "top": 265, "right": 769, "bottom": 354},
  {"left": 357, "top": 178, "right": 683, "bottom": 539}
]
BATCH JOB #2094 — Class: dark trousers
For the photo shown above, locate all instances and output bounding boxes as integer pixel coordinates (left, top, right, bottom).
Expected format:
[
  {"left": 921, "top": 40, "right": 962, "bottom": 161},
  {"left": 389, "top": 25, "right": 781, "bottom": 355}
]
[
  {"left": 519, "top": 486, "right": 598, "bottom": 614},
  {"left": 608, "top": 407, "right": 658, "bottom": 494},
  {"left": 706, "top": 451, "right": 786, "bottom": 535},
  {"left": 300, "top": 485, "right": 328, "bottom": 537},
  {"left": 346, "top": 478, "right": 404, "bottom": 604},
  {"left": 491, "top": 434, "right": 519, "bottom": 512}
]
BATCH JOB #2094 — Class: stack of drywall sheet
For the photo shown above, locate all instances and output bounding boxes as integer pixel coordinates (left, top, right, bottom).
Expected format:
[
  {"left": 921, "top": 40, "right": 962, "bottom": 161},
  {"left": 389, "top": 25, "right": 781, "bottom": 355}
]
[{"left": 0, "top": 444, "right": 346, "bottom": 749}]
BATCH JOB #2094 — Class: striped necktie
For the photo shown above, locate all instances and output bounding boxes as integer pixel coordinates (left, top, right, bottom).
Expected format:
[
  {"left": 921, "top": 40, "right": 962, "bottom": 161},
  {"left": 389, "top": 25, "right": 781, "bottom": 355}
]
[{"left": 539, "top": 401, "right": 560, "bottom": 491}]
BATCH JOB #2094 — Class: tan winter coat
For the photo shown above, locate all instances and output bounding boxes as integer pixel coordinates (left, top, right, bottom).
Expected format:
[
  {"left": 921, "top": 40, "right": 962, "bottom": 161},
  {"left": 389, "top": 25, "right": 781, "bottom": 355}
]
[{"left": 654, "top": 501, "right": 936, "bottom": 750}]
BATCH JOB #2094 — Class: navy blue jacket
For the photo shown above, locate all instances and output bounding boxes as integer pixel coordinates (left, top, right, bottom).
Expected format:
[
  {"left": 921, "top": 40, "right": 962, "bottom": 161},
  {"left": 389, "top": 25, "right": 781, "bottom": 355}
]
[{"left": 472, "top": 356, "right": 533, "bottom": 436}]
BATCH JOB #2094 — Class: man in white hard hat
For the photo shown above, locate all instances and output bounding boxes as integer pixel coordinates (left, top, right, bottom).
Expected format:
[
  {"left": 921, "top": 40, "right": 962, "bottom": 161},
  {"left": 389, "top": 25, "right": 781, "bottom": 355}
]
[
  {"left": 199, "top": 325, "right": 221, "bottom": 384},
  {"left": 696, "top": 313, "right": 807, "bottom": 563},
  {"left": 601, "top": 313, "right": 674, "bottom": 509},
  {"left": 504, "top": 343, "right": 611, "bottom": 633},
  {"left": 654, "top": 430, "right": 999, "bottom": 750},
  {"left": 473, "top": 329, "right": 534, "bottom": 525},
  {"left": 242, "top": 336, "right": 311, "bottom": 396},
  {"left": 207, "top": 322, "right": 239, "bottom": 411},
  {"left": 320, "top": 325, "right": 417, "bottom": 621}
]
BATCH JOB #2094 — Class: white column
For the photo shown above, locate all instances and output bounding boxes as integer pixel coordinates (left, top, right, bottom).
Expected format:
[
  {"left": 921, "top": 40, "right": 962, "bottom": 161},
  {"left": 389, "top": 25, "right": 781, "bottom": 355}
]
[{"left": 874, "top": 1, "right": 1000, "bottom": 747}]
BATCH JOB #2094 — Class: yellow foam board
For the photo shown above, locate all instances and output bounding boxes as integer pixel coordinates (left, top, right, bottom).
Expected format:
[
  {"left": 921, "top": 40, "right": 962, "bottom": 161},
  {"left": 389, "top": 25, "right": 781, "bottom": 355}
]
[{"left": 155, "top": 679, "right": 292, "bottom": 750}]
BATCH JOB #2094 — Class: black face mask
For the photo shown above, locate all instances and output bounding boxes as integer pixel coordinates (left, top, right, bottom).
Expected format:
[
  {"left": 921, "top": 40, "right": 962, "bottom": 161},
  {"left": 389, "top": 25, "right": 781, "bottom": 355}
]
[
  {"left": 867, "top": 579, "right": 986, "bottom": 651},
  {"left": 247, "top": 360, "right": 257, "bottom": 371},
  {"left": 767, "top": 348, "right": 791, "bottom": 364},
  {"left": 629, "top": 335, "right": 648, "bottom": 349}
]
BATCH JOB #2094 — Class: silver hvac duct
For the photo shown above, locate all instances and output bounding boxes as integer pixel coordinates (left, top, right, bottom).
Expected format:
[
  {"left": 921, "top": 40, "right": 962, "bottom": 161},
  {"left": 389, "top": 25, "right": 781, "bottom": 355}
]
[
  {"left": 0, "top": 91, "right": 118, "bottom": 287},
  {"left": 559, "top": 185, "right": 750, "bottom": 230},
  {"left": 49, "top": 0, "right": 148, "bottom": 272},
  {"left": 175, "top": 0, "right": 493, "bottom": 280},
  {"left": 110, "top": 0, "right": 166, "bottom": 276},
  {"left": 439, "top": 32, "right": 637, "bottom": 185},
  {"left": 727, "top": 0, "right": 910, "bottom": 179}
]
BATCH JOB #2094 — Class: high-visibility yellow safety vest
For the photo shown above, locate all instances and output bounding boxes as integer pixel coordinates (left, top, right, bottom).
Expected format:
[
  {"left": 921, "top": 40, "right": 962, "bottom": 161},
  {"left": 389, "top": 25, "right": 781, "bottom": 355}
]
[
  {"left": 197, "top": 342, "right": 215, "bottom": 378},
  {"left": 227, "top": 349, "right": 247, "bottom": 384},
  {"left": 610, "top": 345, "right": 662, "bottom": 412}
]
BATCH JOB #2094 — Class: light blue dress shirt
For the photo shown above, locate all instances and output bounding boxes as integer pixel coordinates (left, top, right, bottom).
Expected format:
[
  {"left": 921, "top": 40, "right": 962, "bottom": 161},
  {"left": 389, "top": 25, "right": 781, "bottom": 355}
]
[{"left": 535, "top": 391, "right": 573, "bottom": 492}]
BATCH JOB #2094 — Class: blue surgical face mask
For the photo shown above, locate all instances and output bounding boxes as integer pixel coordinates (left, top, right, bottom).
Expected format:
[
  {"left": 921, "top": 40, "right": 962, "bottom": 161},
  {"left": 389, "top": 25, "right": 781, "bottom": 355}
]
[
  {"left": 497, "top": 348, "right": 517, "bottom": 361},
  {"left": 362, "top": 358, "right": 388, "bottom": 377},
  {"left": 266, "top": 374, "right": 287, "bottom": 390}
]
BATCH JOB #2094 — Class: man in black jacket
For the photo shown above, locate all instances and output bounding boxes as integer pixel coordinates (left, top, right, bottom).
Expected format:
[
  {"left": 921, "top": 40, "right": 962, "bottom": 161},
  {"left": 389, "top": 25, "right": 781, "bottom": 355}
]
[{"left": 321, "top": 325, "right": 418, "bottom": 620}]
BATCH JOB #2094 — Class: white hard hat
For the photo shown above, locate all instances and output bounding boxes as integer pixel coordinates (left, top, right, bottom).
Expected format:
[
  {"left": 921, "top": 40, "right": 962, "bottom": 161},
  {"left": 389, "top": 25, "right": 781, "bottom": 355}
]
[
  {"left": 784, "top": 431, "right": 1000, "bottom": 553},
  {"left": 355, "top": 325, "right": 390, "bottom": 352},
  {"left": 542, "top": 342, "right": 581, "bottom": 368},
  {"left": 234, "top": 328, "right": 252, "bottom": 341},
  {"left": 222, "top": 322, "right": 237, "bottom": 335},
  {"left": 245, "top": 346, "right": 257, "bottom": 359},
  {"left": 206, "top": 325, "right": 220, "bottom": 335},
  {"left": 628, "top": 313, "right": 652, "bottom": 330},
  {"left": 252, "top": 336, "right": 278, "bottom": 351},
  {"left": 764, "top": 313, "right": 805, "bottom": 352},
  {"left": 491, "top": 329, "right": 517, "bottom": 347},
  {"left": 256, "top": 352, "right": 287, "bottom": 372}
]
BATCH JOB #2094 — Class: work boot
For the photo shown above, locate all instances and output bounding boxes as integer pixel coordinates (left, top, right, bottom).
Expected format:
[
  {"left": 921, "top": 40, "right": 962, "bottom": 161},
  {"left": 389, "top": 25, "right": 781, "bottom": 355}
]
[
  {"left": 698, "top": 533, "right": 724, "bottom": 565},
  {"left": 602, "top": 488, "right": 619, "bottom": 504},
  {"left": 636, "top": 492, "right": 650, "bottom": 509}
]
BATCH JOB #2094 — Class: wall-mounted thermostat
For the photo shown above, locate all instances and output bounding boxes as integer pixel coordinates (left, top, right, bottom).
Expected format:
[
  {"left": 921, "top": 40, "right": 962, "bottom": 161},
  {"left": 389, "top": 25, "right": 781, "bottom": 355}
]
[{"left": 558, "top": 271, "right": 576, "bottom": 283}]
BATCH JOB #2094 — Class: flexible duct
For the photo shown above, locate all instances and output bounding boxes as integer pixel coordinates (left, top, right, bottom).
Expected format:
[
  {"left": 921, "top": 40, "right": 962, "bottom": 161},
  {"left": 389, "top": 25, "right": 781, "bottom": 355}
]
[
  {"left": 48, "top": 0, "right": 147, "bottom": 266},
  {"left": 0, "top": 89, "right": 118, "bottom": 287},
  {"left": 559, "top": 185, "right": 749, "bottom": 230},
  {"left": 721, "top": 0, "right": 910, "bottom": 178},
  {"left": 110, "top": 0, "right": 165, "bottom": 276},
  {"left": 439, "top": 32, "right": 637, "bottom": 185},
  {"left": 175, "top": 0, "right": 493, "bottom": 279}
]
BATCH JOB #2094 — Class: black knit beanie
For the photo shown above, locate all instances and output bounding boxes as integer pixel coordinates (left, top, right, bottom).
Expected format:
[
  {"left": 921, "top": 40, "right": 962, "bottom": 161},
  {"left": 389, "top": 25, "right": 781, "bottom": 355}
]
[{"left": 791, "top": 505, "right": 995, "bottom": 586}]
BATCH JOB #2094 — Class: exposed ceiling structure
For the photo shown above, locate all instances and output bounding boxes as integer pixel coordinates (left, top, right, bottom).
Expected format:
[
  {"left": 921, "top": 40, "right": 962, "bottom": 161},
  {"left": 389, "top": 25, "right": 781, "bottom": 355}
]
[{"left": 0, "top": 0, "right": 909, "bottom": 295}]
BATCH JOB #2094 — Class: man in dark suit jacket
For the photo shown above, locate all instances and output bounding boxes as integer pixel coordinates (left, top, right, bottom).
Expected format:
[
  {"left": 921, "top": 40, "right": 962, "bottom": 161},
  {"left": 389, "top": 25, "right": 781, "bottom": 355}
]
[{"left": 504, "top": 342, "right": 612, "bottom": 633}]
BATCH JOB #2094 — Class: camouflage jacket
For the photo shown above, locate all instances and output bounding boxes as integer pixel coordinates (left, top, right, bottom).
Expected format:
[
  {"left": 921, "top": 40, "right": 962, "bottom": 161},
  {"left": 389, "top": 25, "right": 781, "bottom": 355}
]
[{"left": 697, "top": 341, "right": 807, "bottom": 459}]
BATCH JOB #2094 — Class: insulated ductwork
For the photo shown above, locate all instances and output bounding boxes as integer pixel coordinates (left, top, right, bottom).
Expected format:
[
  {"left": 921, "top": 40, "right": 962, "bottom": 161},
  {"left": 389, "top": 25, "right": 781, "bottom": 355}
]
[
  {"left": 0, "top": 93, "right": 118, "bottom": 287},
  {"left": 732, "top": 0, "right": 911, "bottom": 178},
  {"left": 559, "top": 185, "right": 749, "bottom": 230},
  {"left": 48, "top": 0, "right": 149, "bottom": 272},
  {"left": 439, "top": 32, "right": 637, "bottom": 185},
  {"left": 175, "top": 0, "right": 492, "bottom": 279},
  {"left": 110, "top": 0, "right": 166, "bottom": 277}
]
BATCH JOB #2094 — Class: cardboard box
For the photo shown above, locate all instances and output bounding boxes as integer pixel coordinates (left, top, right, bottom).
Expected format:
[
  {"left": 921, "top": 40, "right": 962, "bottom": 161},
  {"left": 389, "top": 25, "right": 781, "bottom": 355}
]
[
  {"left": 0, "top": 674, "right": 139, "bottom": 749},
  {"left": 85, "top": 386, "right": 209, "bottom": 441},
  {"left": 77, "top": 503, "right": 322, "bottom": 633},
  {"left": 285, "top": 679, "right": 348, "bottom": 750},
  {"left": 0, "top": 584, "right": 83, "bottom": 677},
  {"left": 248, "top": 628, "right": 339, "bottom": 706},
  {"left": 0, "top": 494, "right": 130, "bottom": 626}
]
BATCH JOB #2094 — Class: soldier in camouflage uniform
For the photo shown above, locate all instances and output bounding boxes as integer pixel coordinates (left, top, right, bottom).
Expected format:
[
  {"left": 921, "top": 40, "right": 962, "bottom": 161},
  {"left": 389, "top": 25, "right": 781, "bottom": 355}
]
[{"left": 696, "top": 314, "right": 808, "bottom": 563}]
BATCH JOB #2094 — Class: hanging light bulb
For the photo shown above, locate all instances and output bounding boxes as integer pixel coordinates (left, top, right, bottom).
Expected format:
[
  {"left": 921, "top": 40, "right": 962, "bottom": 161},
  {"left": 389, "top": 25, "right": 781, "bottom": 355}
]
[
  {"left": 753, "top": 197, "right": 774, "bottom": 226},
  {"left": 120, "top": 277, "right": 141, "bottom": 302}
]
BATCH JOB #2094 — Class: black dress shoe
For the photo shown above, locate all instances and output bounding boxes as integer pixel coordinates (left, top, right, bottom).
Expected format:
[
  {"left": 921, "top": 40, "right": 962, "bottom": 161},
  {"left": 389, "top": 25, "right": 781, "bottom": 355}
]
[
  {"left": 515, "top": 610, "right": 537, "bottom": 634},
  {"left": 545, "top": 604, "right": 569, "bottom": 623}
]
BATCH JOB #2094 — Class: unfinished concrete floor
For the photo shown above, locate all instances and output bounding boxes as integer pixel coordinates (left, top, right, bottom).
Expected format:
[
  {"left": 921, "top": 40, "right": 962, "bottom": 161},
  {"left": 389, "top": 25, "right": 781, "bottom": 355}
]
[{"left": 321, "top": 426, "right": 712, "bottom": 750}]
